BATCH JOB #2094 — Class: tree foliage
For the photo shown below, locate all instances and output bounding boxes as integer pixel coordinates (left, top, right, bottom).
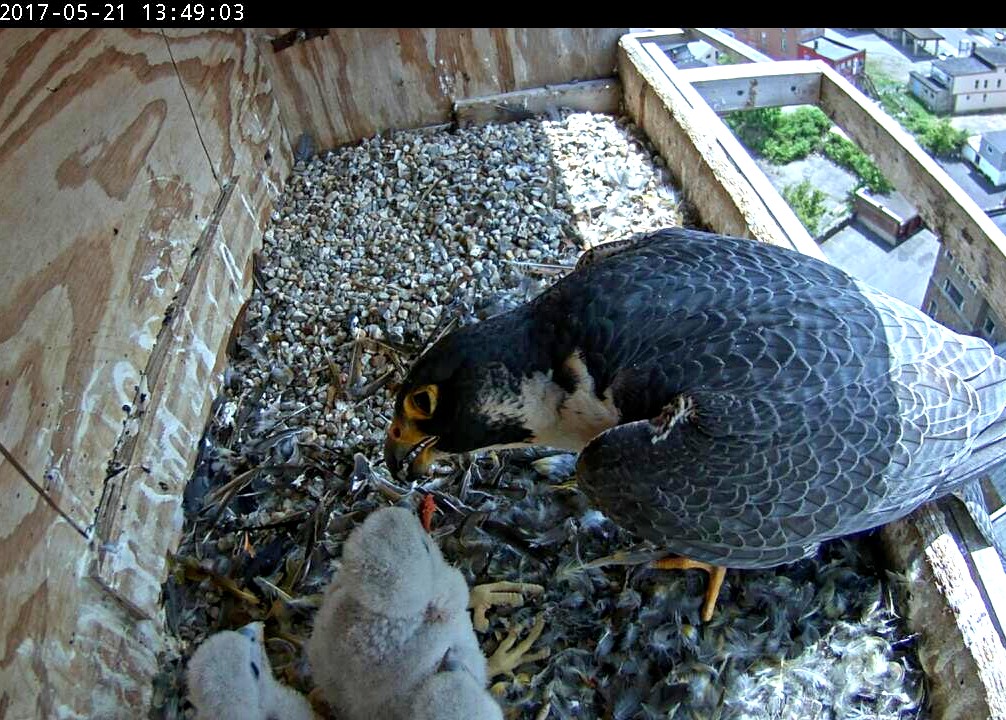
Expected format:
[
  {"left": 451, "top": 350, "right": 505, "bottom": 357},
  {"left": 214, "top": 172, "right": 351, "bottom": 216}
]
[
  {"left": 763, "top": 107, "right": 833, "bottom": 163},
  {"left": 724, "top": 107, "right": 782, "bottom": 156},
  {"left": 918, "top": 119, "right": 969, "bottom": 159},
  {"left": 725, "top": 106, "right": 892, "bottom": 193},
  {"left": 821, "top": 135, "right": 893, "bottom": 194},
  {"left": 873, "top": 74, "right": 969, "bottom": 159},
  {"left": 725, "top": 107, "right": 832, "bottom": 164},
  {"left": 782, "top": 180, "right": 828, "bottom": 235}
]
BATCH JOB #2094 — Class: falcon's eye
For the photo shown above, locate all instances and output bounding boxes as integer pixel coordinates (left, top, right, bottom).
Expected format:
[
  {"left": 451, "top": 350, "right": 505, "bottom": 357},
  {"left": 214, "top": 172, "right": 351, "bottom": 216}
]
[
  {"left": 413, "top": 390, "right": 433, "bottom": 415},
  {"left": 405, "top": 385, "right": 438, "bottom": 419}
]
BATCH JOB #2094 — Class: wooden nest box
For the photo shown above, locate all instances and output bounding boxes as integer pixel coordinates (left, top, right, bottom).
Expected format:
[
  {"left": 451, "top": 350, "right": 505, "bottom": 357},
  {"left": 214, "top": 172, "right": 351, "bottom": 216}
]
[{"left": 1, "top": 28, "right": 1005, "bottom": 719}]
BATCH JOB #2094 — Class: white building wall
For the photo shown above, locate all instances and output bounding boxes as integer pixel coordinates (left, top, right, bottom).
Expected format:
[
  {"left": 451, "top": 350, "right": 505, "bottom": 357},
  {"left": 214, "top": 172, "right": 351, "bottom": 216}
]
[
  {"left": 955, "top": 89, "right": 1006, "bottom": 112},
  {"left": 950, "top": 67, "right": 1005, "bottom": 94},
  {"left": 977, "top": 154, "right": 1006, "bottom": 186},
  {"left": 963, "top": 136, "right": 980, "bottom": 164}
]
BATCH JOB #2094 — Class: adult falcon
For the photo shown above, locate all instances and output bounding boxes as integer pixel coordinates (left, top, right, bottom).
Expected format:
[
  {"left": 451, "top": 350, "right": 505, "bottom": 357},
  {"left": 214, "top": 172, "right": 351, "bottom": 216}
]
[{"left": 384, "top": 228, "right": 1006, "bottom": 620}]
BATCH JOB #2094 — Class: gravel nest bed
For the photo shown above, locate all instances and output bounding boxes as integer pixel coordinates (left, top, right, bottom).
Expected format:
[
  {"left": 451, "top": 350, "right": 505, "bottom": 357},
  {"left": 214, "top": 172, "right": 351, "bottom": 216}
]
[{"left": 150, "top": 112, "right": 926, "bottom": 720}]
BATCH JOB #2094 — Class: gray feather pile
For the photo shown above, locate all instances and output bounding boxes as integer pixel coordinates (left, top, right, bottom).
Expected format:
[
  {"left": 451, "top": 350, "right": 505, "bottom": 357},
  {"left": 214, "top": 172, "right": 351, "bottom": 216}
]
[{"left": 442, "top": 453, "right": 924, "bottom": 719}]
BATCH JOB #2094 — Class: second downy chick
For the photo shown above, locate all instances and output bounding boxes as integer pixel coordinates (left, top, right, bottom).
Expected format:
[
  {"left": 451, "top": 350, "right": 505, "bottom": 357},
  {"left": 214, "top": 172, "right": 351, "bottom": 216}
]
[{"left": 187, "top": 622, "right": 315, "bottom": 720}]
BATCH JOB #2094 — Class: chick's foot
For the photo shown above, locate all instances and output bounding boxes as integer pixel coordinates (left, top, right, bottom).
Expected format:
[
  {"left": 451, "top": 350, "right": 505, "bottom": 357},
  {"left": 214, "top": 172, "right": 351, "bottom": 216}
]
[
  {"left": 468, "top": 581, "right": 544, "bottom": 632},
  {"left": 486, "top": 613, "right": 550, "bottom": 679}
]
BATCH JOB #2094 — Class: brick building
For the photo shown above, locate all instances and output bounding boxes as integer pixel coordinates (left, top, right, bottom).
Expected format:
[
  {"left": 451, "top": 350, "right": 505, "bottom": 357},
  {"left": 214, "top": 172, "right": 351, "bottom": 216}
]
[
  {"left": 797, "top": 36, "right": 866, "bottom": 82},
  {"left": 727, "top": 28, "right": 824, "bottom": 60}
]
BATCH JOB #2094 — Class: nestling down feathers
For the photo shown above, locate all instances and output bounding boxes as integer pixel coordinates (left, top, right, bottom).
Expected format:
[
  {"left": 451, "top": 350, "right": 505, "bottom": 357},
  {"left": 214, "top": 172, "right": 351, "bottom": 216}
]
[
  {"left": 186, "top": 622, "right": 315, "bottom": 720},
  {"left": 307, "top": 506, "right": 499, "bottom": 719}
]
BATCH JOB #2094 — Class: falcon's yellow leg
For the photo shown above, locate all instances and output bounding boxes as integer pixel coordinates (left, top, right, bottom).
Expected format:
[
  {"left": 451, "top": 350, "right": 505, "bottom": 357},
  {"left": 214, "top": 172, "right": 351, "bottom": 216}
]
[
  {"left": 468, "top": 581, "right": 544, "bottom": 632},
  {"left": 485, "top": 613, "right": 550, "bottom": 679},
  {"left": 650, "top": 557, "right": 727, "bottom": 623}
]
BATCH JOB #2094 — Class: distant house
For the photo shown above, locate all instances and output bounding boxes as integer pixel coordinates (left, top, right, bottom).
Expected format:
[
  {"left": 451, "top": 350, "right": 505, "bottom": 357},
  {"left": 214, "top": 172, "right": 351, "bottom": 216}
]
[
  {"left": 662, "top": 42, "right": 711, "bottom": 69},
  {"left": 875, "top": 28, "right": 942, "bottom": 56},
  {"left": 727, "top": 28, "right": 824, "bottom": 60},
  {"left": 910, "top": 46, "right": 1006, "bottom": 114},
  {"left": 797, "top": 37, "right": 866, "bottom": 82},
  {"left": 962, "top": 130, "right": 1006, "bottom": 187},
  {"left": 971, "top": 28, "right": 1006, "bottom": 46},
  {"left": 852, "top": 189, "right": 923, "bottom": 246},
  {"left": 923, "top": 244, "right": 1005, "bottom": 345}
]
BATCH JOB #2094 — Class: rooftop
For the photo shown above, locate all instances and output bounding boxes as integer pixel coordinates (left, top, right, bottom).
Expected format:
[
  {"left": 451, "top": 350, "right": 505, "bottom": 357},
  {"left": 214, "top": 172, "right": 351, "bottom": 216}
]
[
  {"left": 975, "top": 46, "right": 1006, "bottom": 67},
  {"left": 985, "top": 130, "right": 1006, "bottom": 154},
  {"left": 903, "top": 28, "right": 943, "bottom": 41},
  {"left": 995, "top": 211, "right": 1006, "bottom": 235},
  {"left": 799, "top": 36, "right": 861, "bottom": 62},
  {"left": 910, "top": 69, "right": 948, "bottom": 90},
  {"left": 856, "top": 188, "right": 920, "bottom": 223},
  {"left": 934, "top": 55, "right": 995, "bottom": 76}
]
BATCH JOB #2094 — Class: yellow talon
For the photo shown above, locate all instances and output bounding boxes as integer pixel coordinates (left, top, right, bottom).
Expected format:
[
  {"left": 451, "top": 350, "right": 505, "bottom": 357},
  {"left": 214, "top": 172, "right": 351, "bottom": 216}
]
[
  {"left": 486, "top": 614, "right": 550, "bottom": 678},
  {"left": 650, "top": 557, "right": 727, "bottom": 622},
  {"left": 469, "top": 581, "right": 544, "bottom": 632}
]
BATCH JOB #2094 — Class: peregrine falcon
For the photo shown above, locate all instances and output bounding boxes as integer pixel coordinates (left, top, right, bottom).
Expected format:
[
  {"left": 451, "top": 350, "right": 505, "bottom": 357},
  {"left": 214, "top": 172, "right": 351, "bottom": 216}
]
[{"left": 384, "top": 228, "right": 1006, "bottom": 619}]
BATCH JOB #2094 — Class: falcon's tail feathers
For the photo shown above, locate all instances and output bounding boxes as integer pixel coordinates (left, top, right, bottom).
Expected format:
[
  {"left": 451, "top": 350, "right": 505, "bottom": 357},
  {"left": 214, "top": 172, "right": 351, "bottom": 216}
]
[{"left": 952, "top": 480, "right": 1006, "bottom": 566}]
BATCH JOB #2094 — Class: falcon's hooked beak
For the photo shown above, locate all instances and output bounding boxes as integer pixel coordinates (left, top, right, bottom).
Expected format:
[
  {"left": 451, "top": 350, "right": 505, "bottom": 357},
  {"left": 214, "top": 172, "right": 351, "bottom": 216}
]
[
  {"left": 384, "top": 383, "right": 440, "bottom": 480},
  {"left": 384, "top": 420, "right": 438, "bottom": 479}
]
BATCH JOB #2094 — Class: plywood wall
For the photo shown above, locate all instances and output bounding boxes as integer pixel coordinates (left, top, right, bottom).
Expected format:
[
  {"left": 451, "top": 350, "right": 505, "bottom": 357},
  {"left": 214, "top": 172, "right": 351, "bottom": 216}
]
[
  {"left": 92, "top": 27, "right": 291, "bottom": 621},
  {"left": 262, "top": 27, "right": 627, "bottom": 149},
  {"left": 0, "top": 28, "right": 289, "bottom": 717},
  {"left": 0, "top": 26, "right": 622, "bottom": 716}
]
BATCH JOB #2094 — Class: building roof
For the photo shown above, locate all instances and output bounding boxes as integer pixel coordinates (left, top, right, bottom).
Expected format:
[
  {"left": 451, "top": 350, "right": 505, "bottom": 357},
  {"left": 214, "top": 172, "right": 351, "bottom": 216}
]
[
  {"left": 855, "top": 188, "right": 919, "bottom": 223},
  {"left": 984, "top": 130, "right": 1006, "bottom": 154},
  {"left": 975, "top": 46, "right": 1006, "bottom": 67},
  {"left": 934, "top": 55, "right": 994, "bottom": 76},
  {"left": 799, "top": 36, "right": 861, "bottom": 62},
  {"left": 910, "top": 69, "right": 949, "bottom": 91},
  {"left": 903, "top": 28, "right": 943, "bottom": 41}
]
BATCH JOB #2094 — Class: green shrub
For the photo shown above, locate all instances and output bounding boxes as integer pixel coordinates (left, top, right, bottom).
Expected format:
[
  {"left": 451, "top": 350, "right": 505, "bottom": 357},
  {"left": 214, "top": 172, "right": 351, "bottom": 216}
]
[
  {"left": 821, "top": 134, "right": 893, "bottom": 194},
  {"left": 918, "top": 119, "right": 969, "bottom": 159},
  {"left": 782, "top": 180, "right": 828, "bottom": 235},
  {"left": 725, "top": 106, "right": 832, "bottom": 164},
  {"left": 724, "top": 107, "right": 781, "bottom": 156},
  {"left": 725, "top": 105, "right": 895, "bottom": 194},
  {"left": 870, "top": 72, "right": 968, "bottom": 159}
]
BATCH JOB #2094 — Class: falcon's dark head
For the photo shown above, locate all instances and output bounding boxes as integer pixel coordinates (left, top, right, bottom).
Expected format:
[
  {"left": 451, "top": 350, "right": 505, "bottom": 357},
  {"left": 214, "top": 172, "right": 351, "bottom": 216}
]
[{"left": 384, "top": 310, "right": 557, "bottom": 479}]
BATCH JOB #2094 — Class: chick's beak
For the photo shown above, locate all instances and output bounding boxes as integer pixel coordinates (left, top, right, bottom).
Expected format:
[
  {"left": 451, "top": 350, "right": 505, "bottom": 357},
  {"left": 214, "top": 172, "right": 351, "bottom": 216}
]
[
  {"left": 384, "top": 417, "right": 437, "bottom": 480},
  {"left": 237, "top": 621, "right": 264, "bottom": 642}
]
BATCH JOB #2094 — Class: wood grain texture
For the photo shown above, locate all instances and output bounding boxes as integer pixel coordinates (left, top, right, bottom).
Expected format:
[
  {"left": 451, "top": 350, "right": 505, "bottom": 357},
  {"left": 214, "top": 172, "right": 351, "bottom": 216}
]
[
  {"left": 454, "top": 79, "right": 622, "bottom": 127},
  {"left": 883, "top": 507, "right": 1006, "bottom": 720},
  {"left": 161, "top": 29, "right": 291, "bottom": 204},
  {"left": 90, "top": 29, "right": 291, "bottom": 620},
  {"left": 0, "top": 28, "right": 288, "bottom": 716},
  {"left": 0, "top": 27, "right": 217, "bottom": 718},
  {"left": 260, "top": 28, "right": 626, "bottom": 149},
  {"left": 0, "top": 462, "right": 161, "bottom": 719},
  {"left": 0, "top": 28, "right": 218, "bottom": 532},
  {"left": 92, "top": 176, "right": 278, "bottom": 620}
]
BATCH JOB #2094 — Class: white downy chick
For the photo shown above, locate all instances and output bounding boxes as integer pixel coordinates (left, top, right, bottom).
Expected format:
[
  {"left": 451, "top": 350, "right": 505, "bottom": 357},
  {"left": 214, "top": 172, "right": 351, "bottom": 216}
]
[
  {"left": 187, "top": 622, "right": 315, "bottom": 720},
  {"left": 405, "top": 670, "right": 505, "bottom": 720},
  {"left": 308, "top": 506, "right": 489, "bottom": 719}
]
